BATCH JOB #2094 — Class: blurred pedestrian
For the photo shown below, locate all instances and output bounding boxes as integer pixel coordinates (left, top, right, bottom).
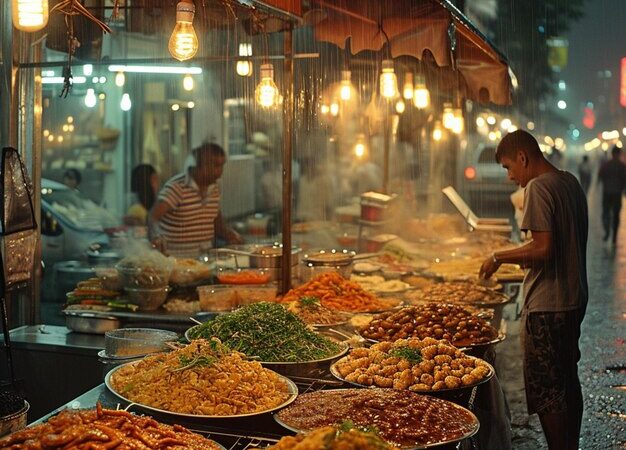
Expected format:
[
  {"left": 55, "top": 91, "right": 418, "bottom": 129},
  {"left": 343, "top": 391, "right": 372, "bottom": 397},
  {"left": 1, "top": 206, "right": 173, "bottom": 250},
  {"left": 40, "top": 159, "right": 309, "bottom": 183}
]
[
  {"left": 598, "top": 145, "right": 626, "bottom": 244},
  {"left": 479, "top": 130, "right": 588, "bottom": 450},
  {"left": 577, "top": 155, "right": 592, "bottom": 195},
  {"left": 62, "top": 168, "right": 81, "bottom": 190},
  {"left": 125, "top": 164, "right": 159, "bottom": 226}
]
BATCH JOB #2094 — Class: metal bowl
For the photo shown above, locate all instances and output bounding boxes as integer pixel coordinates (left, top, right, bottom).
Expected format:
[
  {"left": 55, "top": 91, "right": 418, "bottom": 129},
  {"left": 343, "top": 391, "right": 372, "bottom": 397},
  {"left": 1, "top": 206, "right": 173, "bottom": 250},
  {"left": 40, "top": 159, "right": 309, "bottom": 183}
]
[{"left": 63, "top": 310, "right": 121, "bottom": 334}]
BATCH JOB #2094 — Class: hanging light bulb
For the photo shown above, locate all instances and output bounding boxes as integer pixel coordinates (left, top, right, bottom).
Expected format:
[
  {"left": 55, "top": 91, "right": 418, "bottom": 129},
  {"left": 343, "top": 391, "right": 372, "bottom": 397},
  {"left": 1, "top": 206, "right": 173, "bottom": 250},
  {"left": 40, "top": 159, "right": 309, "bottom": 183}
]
[
  {"left": 255, "top": 63, "right": 279, "bottom": 108},
  {"left": 320, "top": 104, "right": 330, "bottom": 115},
  {"left": 12, "top": 0, "right": 49, "bottom": 32},
  {"left": 379, "top": 59, "right": 398, "bottom": 99},
  {"left": 442, "top": 103, "right": 456, "bottom": 129},
  {"left": 183, "top": 73, "right": 194, "bottom": 91},
  {"left": 451, "top": 107, "right": 464, "bottom": 134},
  {"left": 120, "top": 93, "right": 132, "bottom": 111},
  {"left": 354, "top": 134, "right": 367, "bottom": 159},
  {"left": 115, "top": 71, "right": 125, "bottom": 87},
  {"left": 236, "top": 43, "right": 253, "bottom": 77},
  {"left": 413, "top": 74, "right": 430, "bottom": 109},
  {"left": 84, "top": 88, "right": 97, "bottom": 108},
  {"left": 339, "top": 70, "right": 353, "bottom": 102},
  {"left": 395, "top": 99, "right": 406, "bottom": 114},
  {"left": 168, "top": 0, "right": 199, "bottom": 61},
  {"left": 330, "top": 103, "right": 339, "bottom": 117},
  {"left": 403, "top": 73, "right": 414, "bottom": 100},
  {"left": 432, "top": 121, "right": 443, "bottom": 141}
]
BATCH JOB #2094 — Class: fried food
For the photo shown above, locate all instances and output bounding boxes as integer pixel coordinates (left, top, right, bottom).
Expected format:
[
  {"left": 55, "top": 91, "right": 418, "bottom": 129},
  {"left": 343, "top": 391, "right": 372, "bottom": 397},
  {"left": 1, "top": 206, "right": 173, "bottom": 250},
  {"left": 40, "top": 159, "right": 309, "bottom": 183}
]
[
  {"left": 360, "top": 304, "right": 499, "bottom": 347},
  {"left": 334, "top": 337, "right": 491, "bottom": 391},
  {"left": 405, "top": 281, "right": 509, "bottom": 305},
  {"left": 267, "top": 426, "right": 396, "bottom": 449},
  {"left": 281, "top": 272, "right": 400, "bottom": 313},
  {"left": 0, "top": 404, "right": 222, "bottom": 449},
  {"left": 286, "top": 297, "right": 350, "bottom": 326},
  {"left": 426, "top": 257, "right": 523, "bottom": 281},
  {"left": 109, "top": 339, "right": 291, "bottom": 416},
  {"left": 170, "top": 258, "right": 211, "bottom": 285}
]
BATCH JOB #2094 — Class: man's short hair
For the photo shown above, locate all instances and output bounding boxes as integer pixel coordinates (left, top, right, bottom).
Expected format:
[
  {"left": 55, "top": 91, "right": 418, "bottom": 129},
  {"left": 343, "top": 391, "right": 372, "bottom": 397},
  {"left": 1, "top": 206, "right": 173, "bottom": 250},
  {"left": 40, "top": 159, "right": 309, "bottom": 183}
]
[
  {"left": 612, "top": 145, "right": 622, "bottom": 157},
  {"left": 495, "top": 130, "right": 542, "bottom": 163},
  {"left": 192, "top": 143, "right": 225, "bottom": 160}
]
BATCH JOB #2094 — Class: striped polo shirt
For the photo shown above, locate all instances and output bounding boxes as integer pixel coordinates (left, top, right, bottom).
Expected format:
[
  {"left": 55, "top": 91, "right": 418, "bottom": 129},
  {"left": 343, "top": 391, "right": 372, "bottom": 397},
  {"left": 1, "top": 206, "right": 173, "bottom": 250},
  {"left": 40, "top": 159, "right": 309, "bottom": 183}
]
[{"left": 157, "top": 172, "right": 220, "bottom": 258}]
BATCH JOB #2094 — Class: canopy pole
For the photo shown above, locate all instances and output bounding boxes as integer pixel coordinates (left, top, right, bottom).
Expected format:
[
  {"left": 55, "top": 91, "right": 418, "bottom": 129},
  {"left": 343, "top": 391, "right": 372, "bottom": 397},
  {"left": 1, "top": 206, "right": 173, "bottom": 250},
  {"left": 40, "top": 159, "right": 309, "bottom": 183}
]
[
  {"left": 280, "top": 26, "right": 294, "bottom": 295},
  {"left": 382, "top": 112, "right": 391, "bottom": 194}
]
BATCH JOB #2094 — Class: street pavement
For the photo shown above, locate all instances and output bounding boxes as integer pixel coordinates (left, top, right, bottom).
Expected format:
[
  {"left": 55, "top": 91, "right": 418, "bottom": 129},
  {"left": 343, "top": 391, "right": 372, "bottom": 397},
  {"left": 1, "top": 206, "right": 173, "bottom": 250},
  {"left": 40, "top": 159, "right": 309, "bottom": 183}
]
[{"left": 499, "top": 184, "right": 626, "bottom": 449}]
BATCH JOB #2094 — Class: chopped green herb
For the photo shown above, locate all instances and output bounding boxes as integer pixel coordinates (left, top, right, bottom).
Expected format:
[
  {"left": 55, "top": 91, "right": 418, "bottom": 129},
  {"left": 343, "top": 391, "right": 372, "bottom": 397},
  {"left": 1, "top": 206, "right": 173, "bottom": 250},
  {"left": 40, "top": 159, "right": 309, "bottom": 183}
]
[
  {"left": 299, "top": 296, "right": 321, "bottom": 307},
  {"left": 389, "top": 346, "right": 422, "bottom": 364},
  {"left": 188, "top": 302, "right": 341, "bottom": 362}
]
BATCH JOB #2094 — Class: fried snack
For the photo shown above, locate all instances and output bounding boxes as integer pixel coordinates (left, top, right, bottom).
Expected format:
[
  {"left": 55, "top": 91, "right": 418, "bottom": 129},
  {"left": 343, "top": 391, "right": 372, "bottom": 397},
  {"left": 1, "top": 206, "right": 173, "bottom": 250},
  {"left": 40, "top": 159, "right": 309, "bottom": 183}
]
[
  {"left": 110, "top": 339, "right": 291, "bottom": 416},
  {"left": 350, "top": 275, "right": 410, "bottom": 293},
  {"left": 170, "top": 258, "right": 211, "bottom": 285},
  {"left": 0, "top": 404, "right": 222, "bottom": 449},
  {"left": 286, "top": 297, "right": 350, "bottom": 326},
  {"left": 405, "top": 281, "right": 509, "bottom": 305},
  {"left": 267, "top": 426, "right": 396, "bottom": 450},
  {"left": 360, "top": 304, "right": 498, "bottom": 347},
  {"left": 281, "top": 272, "right": 400, "bottom": 313},
  {"left": 334, "top": 337, "right": 491, "bottom": 391}
]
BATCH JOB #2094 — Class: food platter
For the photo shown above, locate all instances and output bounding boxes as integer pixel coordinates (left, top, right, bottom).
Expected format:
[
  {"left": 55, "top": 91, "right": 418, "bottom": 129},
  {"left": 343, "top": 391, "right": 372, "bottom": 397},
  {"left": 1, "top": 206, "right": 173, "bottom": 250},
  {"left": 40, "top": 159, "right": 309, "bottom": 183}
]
[
  {"left": 104, "top": 360, "right": 299, "bottom": 419},
  {"left": 274, "top": 388, "right": 480, "bottom": 450},
  {"left": 329, "top": 356, "right": 495, "bottom": 393}
]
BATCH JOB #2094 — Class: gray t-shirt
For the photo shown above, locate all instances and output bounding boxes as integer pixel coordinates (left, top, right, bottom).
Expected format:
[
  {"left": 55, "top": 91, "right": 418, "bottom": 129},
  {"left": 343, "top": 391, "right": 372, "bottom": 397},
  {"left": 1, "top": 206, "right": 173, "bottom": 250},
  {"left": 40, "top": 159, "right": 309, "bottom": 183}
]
[{"left": 521, "top": 170, "right": 588, "bottom": 312}]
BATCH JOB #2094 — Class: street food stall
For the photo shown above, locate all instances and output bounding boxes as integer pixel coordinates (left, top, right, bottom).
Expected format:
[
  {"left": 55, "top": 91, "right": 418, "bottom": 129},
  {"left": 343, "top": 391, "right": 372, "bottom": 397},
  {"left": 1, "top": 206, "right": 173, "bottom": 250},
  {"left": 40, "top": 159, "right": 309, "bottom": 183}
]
[{"left": 1, "top": 0, "right": 521, "bottom": 448}]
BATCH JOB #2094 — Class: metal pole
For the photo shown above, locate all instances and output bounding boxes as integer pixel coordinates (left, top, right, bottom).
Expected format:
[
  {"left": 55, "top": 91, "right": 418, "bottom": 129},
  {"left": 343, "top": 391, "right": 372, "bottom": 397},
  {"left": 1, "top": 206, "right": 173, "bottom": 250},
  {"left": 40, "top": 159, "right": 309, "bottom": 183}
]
[
  {"left": 382, "top": 112, "right": 390, "bottom": 194},
  {"left": 280, "top": 27, "right": 294, "bottom": 295}
]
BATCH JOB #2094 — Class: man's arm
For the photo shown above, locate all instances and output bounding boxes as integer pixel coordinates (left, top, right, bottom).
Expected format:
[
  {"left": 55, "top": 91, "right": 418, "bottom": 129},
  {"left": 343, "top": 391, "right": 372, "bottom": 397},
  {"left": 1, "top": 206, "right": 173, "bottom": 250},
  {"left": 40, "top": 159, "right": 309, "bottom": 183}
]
[
  {"left": 215, "top": 211, "right": 244, "bottom": 244},
  {"left": 148, "top": 200, "right": 173, "bottom": 241},
  {"left": 479, "top": 230, "right": 553, "bottom": 279}
]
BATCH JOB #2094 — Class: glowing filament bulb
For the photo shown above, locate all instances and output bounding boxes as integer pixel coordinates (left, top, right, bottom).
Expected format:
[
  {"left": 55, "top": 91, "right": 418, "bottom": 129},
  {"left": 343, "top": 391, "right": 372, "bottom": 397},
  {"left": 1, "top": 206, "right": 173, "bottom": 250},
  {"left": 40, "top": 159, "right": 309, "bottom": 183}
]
[
  {"left": 413, "top": 75, "right": 430, "bottom": 109},
  {"left": 168, "top": 1, "right": 199, "bottom": 61},
  {"left": 115, "top": 71, "right": 125, "bottom": 87},
  {"left": 330, "top": 103, "right": 339, "bottom": 116},
  {"left": 84, "top": 88, "right": 97, "bottom": 108},
  {"left": 380, "top": 60, "right": 398, "bottom": 99},
  {"left": 354, "top": 134, "right": 367, "bottom": 158},
  {"left": 395, "top": 99, "right": 406, "bottom": 114},
  {"left": 12, "top": 0, "right": 49, "bottom": 32},
  {"left": 320, "top": 104, "right": 330, "bottom": 115},
  {"left": 255, "top": 64, "right": 279, "bottom": 108},
  {"left": 433, "top": 121, "right": 443, "bottom": 141},
  {"left": 442, "top": 103, "right": 455, "bottom": 129},
  {"left": 236, "top": 43, "right": 253, "bottom": 77},
  {"left": 340, "top": 70, "right": 353, "bottom": 101},
  {"left": 120, "top": 93, "right": 132, "bottom": 111},
  {"left": 403, "top": 73, "right": 414, "bottom": 100},
  {"left": 183, "top": 73, "right": 194, "bottom": 91}
]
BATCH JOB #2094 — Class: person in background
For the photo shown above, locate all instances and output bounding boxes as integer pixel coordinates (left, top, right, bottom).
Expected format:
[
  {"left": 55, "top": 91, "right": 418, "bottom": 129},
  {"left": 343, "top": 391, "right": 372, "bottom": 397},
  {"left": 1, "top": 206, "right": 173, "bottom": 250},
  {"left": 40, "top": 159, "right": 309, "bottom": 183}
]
[
  {"left": 124, "top": 164, "right": 159, "bottom": 226},
  {"left": 63, "top": 168, "right": 81, "bottom": 190},
  {"left": 597, "top": 145, "right": 626, "bottom": 245},
  {"left": 149, "top": 143, "right": 243, "bottom": 258},
  {"left": 577, "top": 155, "right": 592, "bottom": 195},
  {"left": 479, "top": 130, "right": 588, "bottom": 450},
  {"left": 296, "top": 157, "right": 336, "bottom": 222}
]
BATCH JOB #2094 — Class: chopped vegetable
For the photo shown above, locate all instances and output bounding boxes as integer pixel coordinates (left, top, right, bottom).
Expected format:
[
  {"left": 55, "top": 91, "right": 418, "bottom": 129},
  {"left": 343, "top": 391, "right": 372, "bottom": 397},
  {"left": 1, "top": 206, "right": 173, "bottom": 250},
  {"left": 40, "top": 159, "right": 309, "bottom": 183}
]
[
  {"left": 389, "top": 346, "right": 422, "bottom": 364},
  {"left": 188, "top": 302, "right": 342, "bottom": 362}
]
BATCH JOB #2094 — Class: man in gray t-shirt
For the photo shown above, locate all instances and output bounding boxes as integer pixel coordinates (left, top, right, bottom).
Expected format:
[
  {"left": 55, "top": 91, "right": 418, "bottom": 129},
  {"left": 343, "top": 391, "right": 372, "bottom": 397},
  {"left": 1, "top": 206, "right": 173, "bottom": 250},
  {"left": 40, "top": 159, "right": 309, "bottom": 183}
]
[{"left": 479, "top": 130, "right": 588, "bottom": 450}]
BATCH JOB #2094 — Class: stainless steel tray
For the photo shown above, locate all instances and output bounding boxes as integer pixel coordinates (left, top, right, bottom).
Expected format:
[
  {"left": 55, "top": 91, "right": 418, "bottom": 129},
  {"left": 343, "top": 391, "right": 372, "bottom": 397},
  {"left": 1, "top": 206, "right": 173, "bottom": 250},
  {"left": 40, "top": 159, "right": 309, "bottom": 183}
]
[
  {"left": 274, "top": 388, "right": 480, "bottom": 449},
  {"left": 104, "top": 360, "right": 298, "bottom": 419}
]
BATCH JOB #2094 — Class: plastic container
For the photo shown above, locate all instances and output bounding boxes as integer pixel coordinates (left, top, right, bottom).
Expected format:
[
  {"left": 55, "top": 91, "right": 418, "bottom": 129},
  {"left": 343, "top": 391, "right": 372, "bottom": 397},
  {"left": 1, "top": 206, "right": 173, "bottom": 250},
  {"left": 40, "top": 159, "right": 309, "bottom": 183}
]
[
  {"left": 360, "top": 192, "right": 397, "bottom": 222},
  {"left": 115, "top": 263, "right": 171, "bottom": 289},
  {"left": 104, "top": 328, "right": 178, "bottom": 358},
  {"left": 197, "top": 285, "right": 277, "bottom": 311},
  {"left": 0, "top": 401, "right": 29, "bottom": 438},
  {"left": 216, "top": 268, "right": 271, "bottom": 285},
  {"left": 125, "top": 286, "right": 170, "bottom": 310},
  {"left": 95, "top": 267, "right": 122, "bottom": 291}
]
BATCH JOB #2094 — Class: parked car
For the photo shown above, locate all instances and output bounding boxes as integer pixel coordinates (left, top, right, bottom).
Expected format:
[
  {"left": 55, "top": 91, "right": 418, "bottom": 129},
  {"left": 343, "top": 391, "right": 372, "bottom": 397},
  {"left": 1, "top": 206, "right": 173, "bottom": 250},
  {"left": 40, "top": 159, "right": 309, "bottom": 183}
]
[
  {"left": 40, "top": 179, "right": 119, "bottom": 301},
  {"left": 459, "top": 143, "right": 517, "bottom": 217}
]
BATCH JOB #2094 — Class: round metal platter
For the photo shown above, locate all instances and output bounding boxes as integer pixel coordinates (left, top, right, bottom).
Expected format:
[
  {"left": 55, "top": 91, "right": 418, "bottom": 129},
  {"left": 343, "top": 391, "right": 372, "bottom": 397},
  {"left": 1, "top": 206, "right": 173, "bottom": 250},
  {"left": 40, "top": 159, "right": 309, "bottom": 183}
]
[
  {"left": 273, "top": 388, "right": 480, "bottom": 450},
  {"left": 104, "top": 361, "right": 298, "bottom": 419},
  {"left": 329, "top": 356, "right": 495, "bottom": 393},
  {"left": 331, "top": 298, "right": 403, "bottom": 314},
  {"left": 354, "top": 330, "right": 506, "bottom": 349},
  {"left": 184, "top": 325, "right": 350, "bottom": 365}
]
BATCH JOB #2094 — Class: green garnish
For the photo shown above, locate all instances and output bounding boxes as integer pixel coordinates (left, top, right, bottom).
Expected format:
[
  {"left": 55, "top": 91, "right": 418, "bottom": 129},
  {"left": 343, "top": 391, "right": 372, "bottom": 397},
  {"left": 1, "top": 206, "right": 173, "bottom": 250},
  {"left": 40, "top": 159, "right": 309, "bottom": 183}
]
[
  {"left": 121, "top": 382, "right": 135, "bottom": 394},
  {"left": 299, "top": 296, "right": 321, "bottom": 307},
  {"left": 189, "top": 302, "right": 341, "bottom": 362},
  {"left": 174, "top": 354, "right": 215, "bottom": 372},
  {"left": 389, "top": 346, "right": 422, "bottom": 364}
]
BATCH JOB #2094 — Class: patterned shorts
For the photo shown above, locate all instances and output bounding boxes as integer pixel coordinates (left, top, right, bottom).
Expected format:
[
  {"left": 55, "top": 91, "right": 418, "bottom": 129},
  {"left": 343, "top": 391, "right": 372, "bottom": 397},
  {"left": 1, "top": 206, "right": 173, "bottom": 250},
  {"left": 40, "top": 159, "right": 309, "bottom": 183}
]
[{"left": 520, "top": 309, "right": 584, "bottom": 415}]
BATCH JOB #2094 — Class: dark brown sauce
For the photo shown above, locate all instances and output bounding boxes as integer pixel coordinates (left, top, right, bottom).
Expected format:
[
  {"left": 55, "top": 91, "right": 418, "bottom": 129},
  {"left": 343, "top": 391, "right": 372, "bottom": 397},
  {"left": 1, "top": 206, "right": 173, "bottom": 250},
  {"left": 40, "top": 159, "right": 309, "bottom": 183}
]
[{"left": 277, "top": 389, "right": 477, "bottom": 447}]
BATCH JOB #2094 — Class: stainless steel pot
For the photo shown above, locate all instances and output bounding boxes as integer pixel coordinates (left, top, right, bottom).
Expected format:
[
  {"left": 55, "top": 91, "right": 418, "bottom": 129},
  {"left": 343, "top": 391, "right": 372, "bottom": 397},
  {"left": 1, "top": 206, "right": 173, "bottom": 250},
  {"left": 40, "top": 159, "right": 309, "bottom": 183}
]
[
  {"left": 64, "top": 310, "right": 121, "bottom": 334},
  {"left": 218, "top": 245, "right": 301, "bottom": 269},
  {"left": 86, "top": 243, "right": 121, "bottom": 266}
]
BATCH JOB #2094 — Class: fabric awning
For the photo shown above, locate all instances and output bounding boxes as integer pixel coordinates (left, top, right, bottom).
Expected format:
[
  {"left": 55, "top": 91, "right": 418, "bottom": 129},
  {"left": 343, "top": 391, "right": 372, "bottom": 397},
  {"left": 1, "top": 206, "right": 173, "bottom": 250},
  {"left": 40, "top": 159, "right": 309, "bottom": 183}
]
[{"left": 305, "top": 0, "right": 513, "bottom": 105}]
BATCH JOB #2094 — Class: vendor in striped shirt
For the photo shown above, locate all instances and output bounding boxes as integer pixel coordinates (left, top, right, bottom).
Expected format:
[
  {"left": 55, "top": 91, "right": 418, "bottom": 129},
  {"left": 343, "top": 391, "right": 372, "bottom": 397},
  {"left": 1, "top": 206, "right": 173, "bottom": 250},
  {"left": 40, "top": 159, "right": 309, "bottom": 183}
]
[{"left": 149, "top": 143, "right": 243, "bottom": 258}]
